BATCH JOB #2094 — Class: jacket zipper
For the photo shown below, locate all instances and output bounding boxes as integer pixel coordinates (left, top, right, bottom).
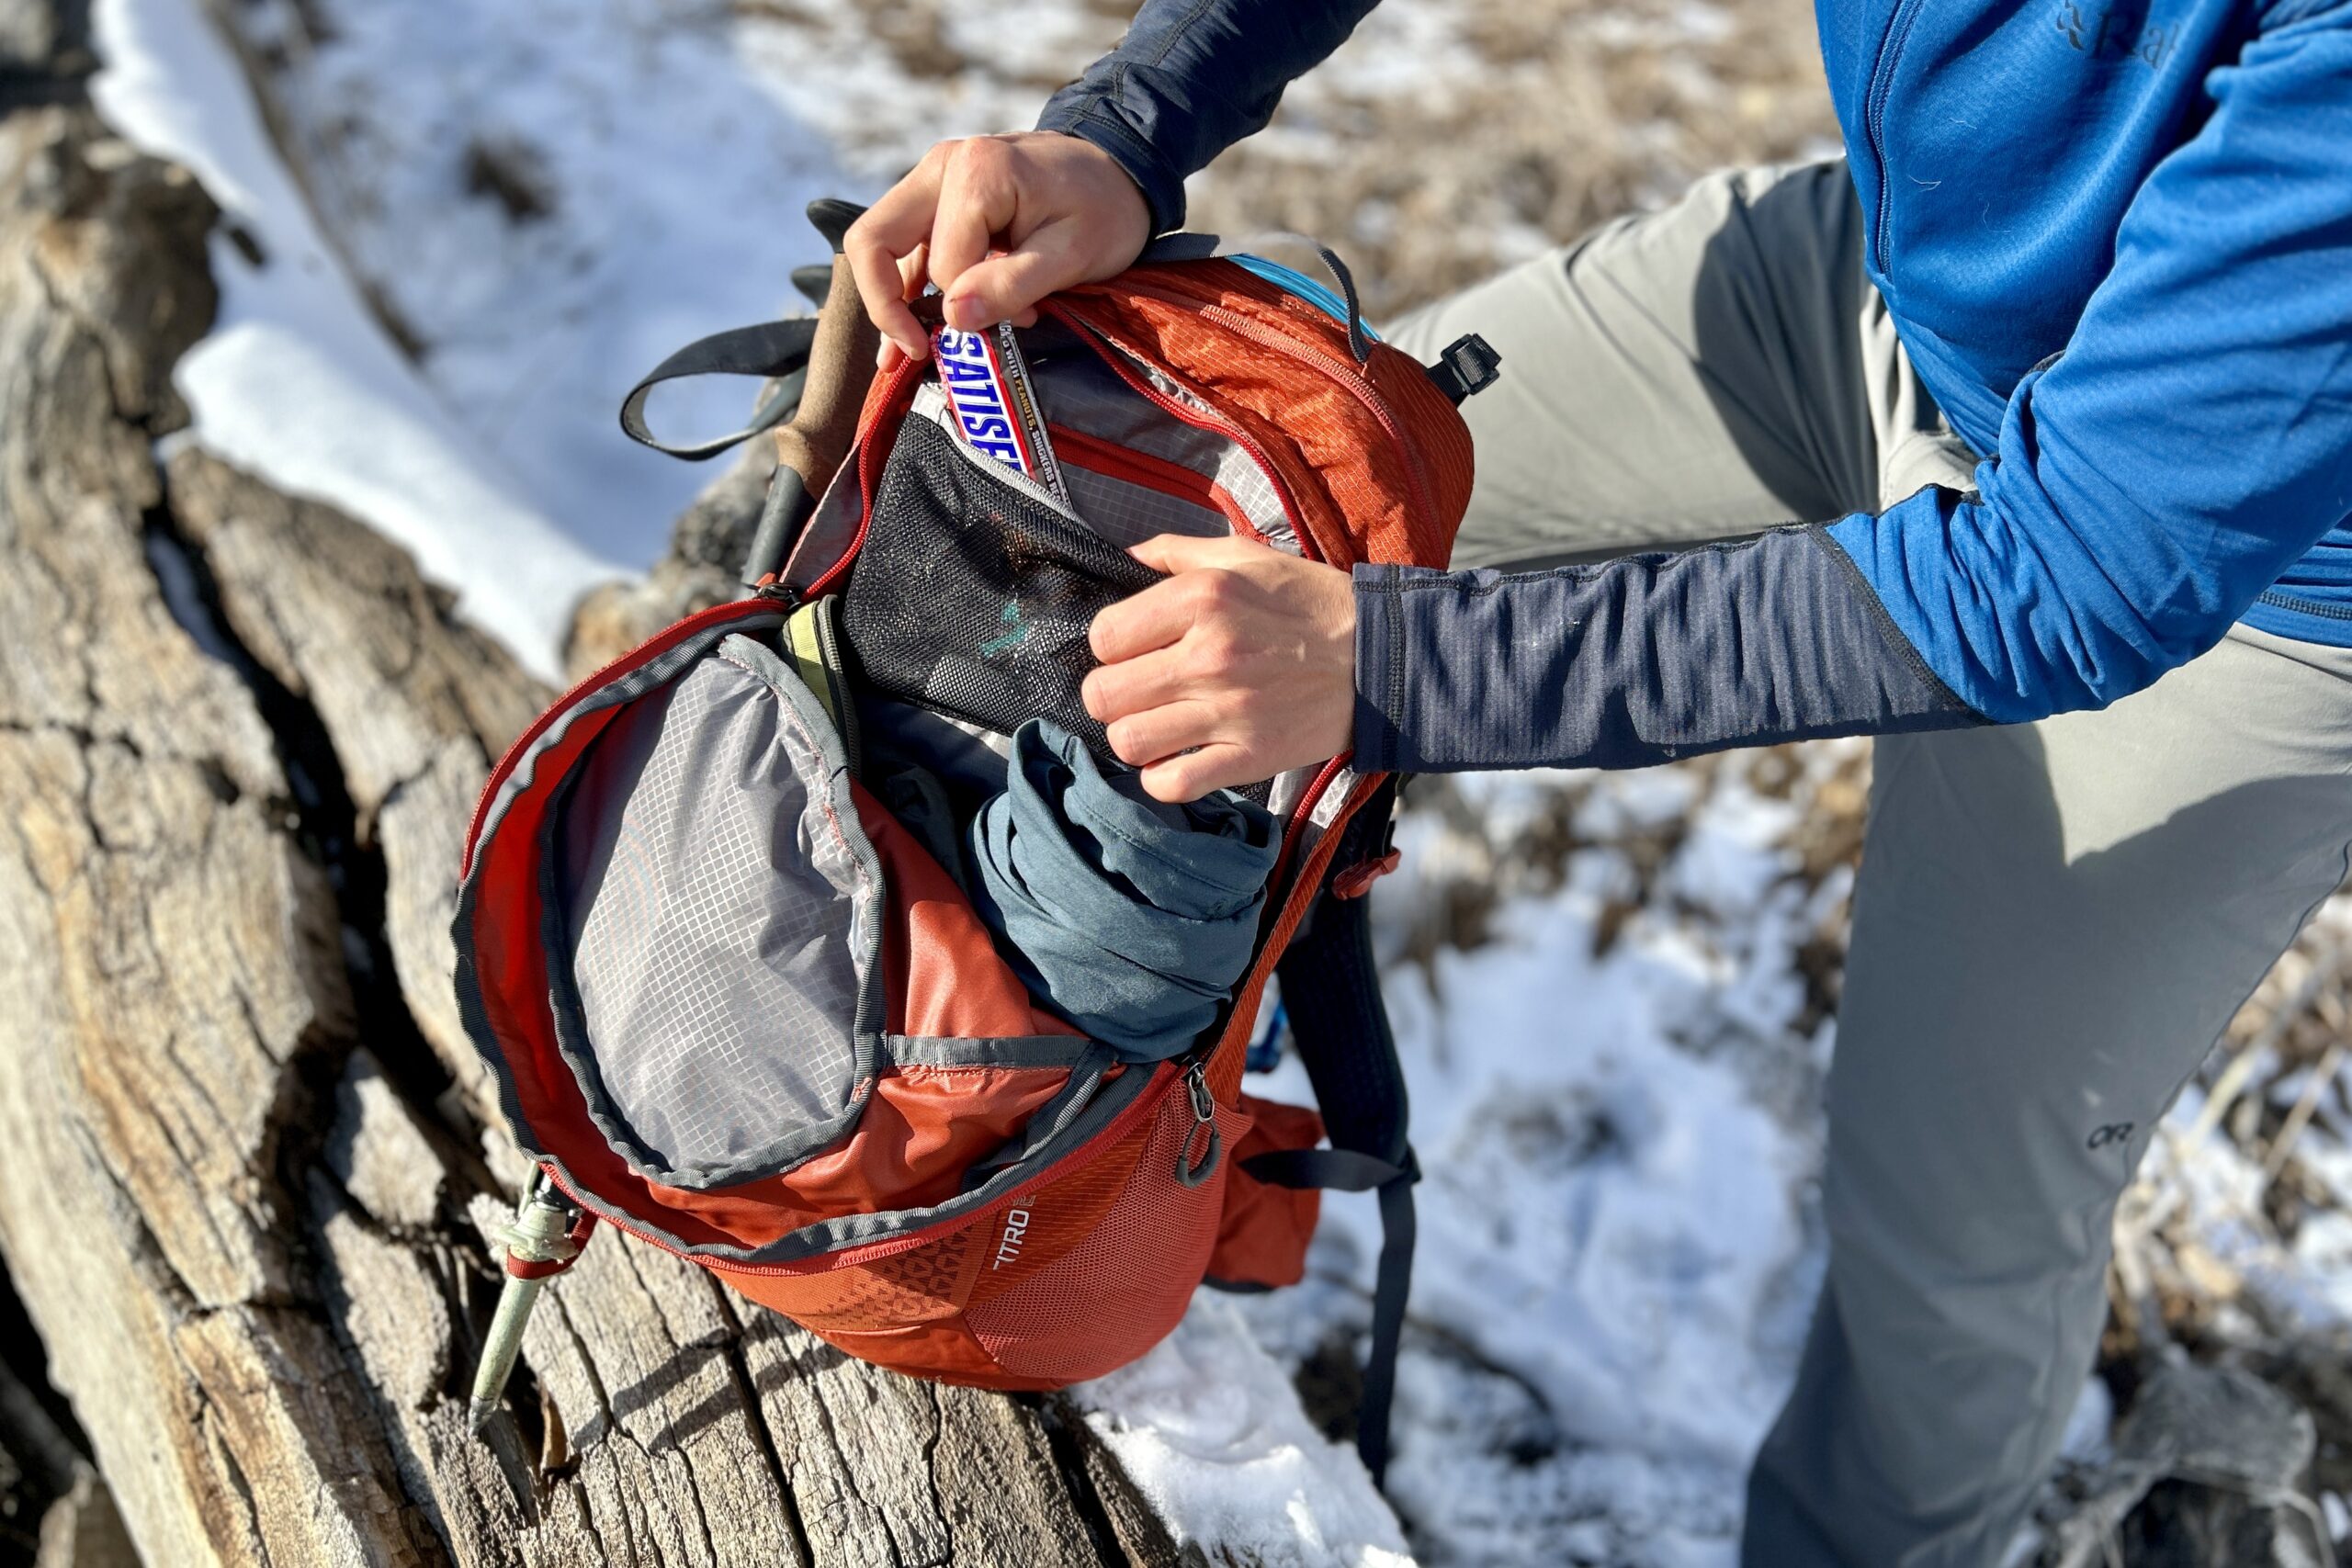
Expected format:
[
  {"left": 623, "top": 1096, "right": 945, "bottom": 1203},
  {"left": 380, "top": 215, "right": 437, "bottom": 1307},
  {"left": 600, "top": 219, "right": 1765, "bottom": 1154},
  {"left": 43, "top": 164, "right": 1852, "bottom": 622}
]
[{"left": 1862, "top": 0, "right": 1928, "bottom": 273}]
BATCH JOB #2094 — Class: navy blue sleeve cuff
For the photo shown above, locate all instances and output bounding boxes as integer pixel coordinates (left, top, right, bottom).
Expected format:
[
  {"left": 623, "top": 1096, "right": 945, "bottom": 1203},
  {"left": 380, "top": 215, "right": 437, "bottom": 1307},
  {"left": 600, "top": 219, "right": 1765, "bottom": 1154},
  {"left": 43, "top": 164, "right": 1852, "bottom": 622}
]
[
  {"left": 1351, "top": 563, "right": 1412, "bottom": 773},
  {"left": 1351, "top": 528, "right": 1984, "bottom": 773},
  {"left": 1035, "top": 99, "right": 1190, "bottom": 235}
]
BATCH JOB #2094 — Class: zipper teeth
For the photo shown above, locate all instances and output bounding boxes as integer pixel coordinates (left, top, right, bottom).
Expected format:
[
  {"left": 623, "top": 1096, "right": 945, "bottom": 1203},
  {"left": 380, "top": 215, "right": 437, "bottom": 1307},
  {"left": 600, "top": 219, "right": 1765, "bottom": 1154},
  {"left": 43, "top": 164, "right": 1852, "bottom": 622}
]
[
  {"left": 1048, "top": 422, "right": 1263, "bottom": 543},
  {"left": 1040, "top": 304, "right": 1320, "bottom": 565},
  {"left": 542, "top": 1058, "right": 1184, "bottom": 1275},
  {"left": 801, "top": 356, "right": 927, "bottom": 603},
  {"left": 1864, "top": 0, "right": 1928, "bottom": 268},
  {"left": 1269, "top": 756, "right": 1349, "bottom": 898},
  {"left": 1190, "top": 301, "right": 1441, "bottom": 542}
]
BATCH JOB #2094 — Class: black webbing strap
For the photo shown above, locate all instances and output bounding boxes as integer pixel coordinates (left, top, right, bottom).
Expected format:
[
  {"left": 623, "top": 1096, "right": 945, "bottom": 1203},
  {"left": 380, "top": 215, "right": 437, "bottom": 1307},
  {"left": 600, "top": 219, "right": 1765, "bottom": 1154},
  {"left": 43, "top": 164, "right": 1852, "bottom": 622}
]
[
  {"left": 1239, "top": 1145, "right": 1419, "bottom": 1486},
  {"left": 1238, "top": 1146, "right": 1404, "bottom": 1190},
  {"left": 1270, "top": 780, "right": 1418, "bottom": 1485},
  {"left": 618, "top": 317, "right": 818, "bottom": 460}
]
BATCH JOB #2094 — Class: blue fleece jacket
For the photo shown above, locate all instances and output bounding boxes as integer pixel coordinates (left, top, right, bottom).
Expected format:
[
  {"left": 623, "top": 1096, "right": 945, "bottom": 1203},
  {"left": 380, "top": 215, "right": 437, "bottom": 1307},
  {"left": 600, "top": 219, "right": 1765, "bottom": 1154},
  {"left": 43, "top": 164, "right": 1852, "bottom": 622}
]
[{"left": 1039, "top": 0, "right": 2352, "bottom": 767}]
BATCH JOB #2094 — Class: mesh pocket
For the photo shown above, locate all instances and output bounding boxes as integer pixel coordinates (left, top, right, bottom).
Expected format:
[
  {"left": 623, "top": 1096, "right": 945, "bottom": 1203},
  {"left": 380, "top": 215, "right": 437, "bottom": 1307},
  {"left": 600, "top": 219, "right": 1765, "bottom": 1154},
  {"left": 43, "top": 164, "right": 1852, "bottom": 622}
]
[
  {"left": 841, "top": 414, "right": 1159, "bottom": 753},
  {"left": 963, "top": 1083, "right": 1248, "bottom": 1382}
]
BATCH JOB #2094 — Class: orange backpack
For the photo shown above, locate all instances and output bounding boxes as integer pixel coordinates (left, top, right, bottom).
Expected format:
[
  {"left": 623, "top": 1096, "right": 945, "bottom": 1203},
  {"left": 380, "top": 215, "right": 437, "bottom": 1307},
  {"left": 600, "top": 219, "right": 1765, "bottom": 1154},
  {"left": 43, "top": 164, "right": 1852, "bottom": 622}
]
[{"left": 454, "top": 203, "right": 1498, "bottom": 1481}]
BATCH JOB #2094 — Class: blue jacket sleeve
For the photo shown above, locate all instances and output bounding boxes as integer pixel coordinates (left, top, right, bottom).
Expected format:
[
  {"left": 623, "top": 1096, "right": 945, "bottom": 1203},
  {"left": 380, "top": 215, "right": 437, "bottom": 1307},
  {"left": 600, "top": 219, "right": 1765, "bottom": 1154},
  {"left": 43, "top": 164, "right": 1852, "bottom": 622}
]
[
  {"left": 1828, "top": 3, "right": 2352, "bottom": 724},
  {"left": 1357, "top": 6, "right": 2352, "bottom": 773},
  {"left": 1035, "top": 0, "right": 1381, "bottom": 233}
]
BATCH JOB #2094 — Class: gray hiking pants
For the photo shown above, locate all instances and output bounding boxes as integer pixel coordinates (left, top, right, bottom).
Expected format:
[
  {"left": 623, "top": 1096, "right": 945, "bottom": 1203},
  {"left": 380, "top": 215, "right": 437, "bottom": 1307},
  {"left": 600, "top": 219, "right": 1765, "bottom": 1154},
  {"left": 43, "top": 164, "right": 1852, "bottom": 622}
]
[{"left": 1383, "top": 161, "right": 2352, "bottom": 1567}]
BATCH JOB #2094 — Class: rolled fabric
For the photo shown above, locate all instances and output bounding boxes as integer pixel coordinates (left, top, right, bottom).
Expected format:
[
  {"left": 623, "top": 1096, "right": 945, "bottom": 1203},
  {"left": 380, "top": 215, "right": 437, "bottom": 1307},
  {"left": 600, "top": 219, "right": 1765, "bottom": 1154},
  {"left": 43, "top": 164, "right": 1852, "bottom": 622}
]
[{"left": 967, "top": 719, "right": 1280, "bottom": 1060}]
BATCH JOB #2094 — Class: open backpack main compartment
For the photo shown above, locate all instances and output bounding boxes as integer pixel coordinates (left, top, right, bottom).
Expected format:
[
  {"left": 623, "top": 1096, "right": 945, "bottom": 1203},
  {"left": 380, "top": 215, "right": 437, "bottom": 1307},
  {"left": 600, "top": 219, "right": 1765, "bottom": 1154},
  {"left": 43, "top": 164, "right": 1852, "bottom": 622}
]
[{"left": 454, "top": 210, "right": 1496, "bottom": 1480}]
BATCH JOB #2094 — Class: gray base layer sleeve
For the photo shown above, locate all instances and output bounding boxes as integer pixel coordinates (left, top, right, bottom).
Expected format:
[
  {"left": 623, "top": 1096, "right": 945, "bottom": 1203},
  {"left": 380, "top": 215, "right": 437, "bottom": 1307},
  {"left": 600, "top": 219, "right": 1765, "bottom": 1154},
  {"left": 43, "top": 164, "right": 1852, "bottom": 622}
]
[{"left": 1351, "top": 524, "right": 1983, "bottom": 773}]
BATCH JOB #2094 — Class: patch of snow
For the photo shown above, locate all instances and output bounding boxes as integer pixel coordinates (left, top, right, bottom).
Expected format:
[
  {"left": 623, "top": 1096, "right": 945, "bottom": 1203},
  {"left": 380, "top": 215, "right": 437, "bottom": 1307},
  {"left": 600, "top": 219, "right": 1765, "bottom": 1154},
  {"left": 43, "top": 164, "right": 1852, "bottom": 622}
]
[
  {"left": 2059, "top": 1375, "right": 2114, "bottom": 1467},
  {"left": 89, "top": 0, "right": 618, "bottom": 679},
  {"left": 218, "top": 0, "right": 860, "bottom": 577},
  {"left": 1072, "top": 1296, "right": 1416, "bottom": 1568}
]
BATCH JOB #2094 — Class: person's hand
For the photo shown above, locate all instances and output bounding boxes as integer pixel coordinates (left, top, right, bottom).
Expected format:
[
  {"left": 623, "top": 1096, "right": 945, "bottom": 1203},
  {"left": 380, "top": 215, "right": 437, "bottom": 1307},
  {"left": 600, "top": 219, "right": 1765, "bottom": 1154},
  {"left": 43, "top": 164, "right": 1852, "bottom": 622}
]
[
  {"left": 847, "top": 131, "right": 1153, "bottom": 372},
  {"left": 1082, "top": 536, "right": 1358, "bottom": 803}
]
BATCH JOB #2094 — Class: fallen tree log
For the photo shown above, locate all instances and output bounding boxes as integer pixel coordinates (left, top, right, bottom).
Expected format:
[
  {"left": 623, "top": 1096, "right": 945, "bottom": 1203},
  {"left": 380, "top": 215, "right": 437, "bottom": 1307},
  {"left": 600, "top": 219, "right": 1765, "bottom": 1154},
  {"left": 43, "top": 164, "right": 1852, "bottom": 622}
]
[{"left": 0, "top": 14, "right": 1189, "bottom": 1563}]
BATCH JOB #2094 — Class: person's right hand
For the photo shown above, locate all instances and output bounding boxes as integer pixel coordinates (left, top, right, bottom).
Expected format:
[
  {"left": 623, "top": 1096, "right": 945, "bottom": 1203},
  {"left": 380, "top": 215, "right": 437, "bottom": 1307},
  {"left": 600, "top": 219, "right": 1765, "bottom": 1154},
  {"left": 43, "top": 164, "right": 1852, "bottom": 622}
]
[{"left": 846, "top": 131, "right": 1153, "bottom": 371}]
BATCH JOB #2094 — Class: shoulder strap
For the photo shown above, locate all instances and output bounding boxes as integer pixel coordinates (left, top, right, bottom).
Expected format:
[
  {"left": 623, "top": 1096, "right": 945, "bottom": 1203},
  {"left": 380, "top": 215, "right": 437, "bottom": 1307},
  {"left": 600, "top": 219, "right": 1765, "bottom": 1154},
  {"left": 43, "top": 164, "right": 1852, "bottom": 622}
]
[{"left": 1252, "top": 778, "right": 1419, "bottom": 1487}]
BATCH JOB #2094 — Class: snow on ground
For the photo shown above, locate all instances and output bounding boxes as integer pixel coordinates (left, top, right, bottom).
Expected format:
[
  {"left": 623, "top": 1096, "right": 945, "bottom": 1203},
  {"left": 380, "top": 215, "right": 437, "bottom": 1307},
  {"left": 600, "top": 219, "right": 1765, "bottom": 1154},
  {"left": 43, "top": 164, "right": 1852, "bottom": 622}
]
[
  {"left": 90, "top": 0, "right": 864, "bottom": 678},
  {"left": 89, "top": 0, "right": 608, "bottom": 678},
  {"left": 1071, "top": 1298, "right": 1417, "bottom": 1568},
  {"left": 1225, "top": 756, "right": 1840, "bottom": 1568}
]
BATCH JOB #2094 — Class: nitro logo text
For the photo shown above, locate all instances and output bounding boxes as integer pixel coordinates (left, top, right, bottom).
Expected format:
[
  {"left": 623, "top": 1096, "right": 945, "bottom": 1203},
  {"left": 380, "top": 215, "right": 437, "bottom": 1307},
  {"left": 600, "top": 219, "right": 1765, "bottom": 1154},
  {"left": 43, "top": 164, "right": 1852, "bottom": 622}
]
[{"left": 992, "top": 1207, "right": 1032, "bottom": 1269}]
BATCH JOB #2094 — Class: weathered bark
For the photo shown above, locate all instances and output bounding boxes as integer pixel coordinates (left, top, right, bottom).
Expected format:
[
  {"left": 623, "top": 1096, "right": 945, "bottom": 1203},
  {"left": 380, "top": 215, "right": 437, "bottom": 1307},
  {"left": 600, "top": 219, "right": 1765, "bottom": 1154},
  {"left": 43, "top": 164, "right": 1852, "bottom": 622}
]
[{"left": 0, "top": 18, "right": 1185, "bottom": 1565}]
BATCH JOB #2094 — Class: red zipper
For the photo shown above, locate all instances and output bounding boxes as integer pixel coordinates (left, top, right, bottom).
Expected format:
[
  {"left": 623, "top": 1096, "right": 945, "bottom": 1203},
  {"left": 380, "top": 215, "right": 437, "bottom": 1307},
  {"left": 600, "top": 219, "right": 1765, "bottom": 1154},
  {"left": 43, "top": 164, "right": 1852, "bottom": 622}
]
[
  {"left": 1038, "top": 304, "right": 1320, "bottom": 565},
  {"left": 460, "top": 596, "right": 786, "bottom": 876},
  {"left": 1268, "top": 755, "right": 1351, "bottom": 900},
  {"left": 798, "top": 355, "right": 928, "bottom": 604},
  {"left": 1047, "top": 423, "right": 1264, "bottom": 543}
]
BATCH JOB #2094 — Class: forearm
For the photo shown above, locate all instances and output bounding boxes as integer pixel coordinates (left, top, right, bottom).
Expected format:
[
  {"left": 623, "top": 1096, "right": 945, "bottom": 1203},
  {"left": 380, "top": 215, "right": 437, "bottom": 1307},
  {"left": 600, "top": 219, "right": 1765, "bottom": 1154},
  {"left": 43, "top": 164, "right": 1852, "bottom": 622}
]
[
  {"left": 1036, "top": 0, "right": 1381, "bottom": 232},
  {"left": 1350, "top": 524, "right": 1982, "bottom": 773}
]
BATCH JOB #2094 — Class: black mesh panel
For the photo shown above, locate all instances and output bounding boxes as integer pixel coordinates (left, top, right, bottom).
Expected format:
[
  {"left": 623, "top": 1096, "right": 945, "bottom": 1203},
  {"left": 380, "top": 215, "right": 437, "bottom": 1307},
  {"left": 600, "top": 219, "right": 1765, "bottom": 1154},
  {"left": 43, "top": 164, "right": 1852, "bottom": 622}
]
[{"left": 841, "top": 414, "right": 1161, "bottom": 755}]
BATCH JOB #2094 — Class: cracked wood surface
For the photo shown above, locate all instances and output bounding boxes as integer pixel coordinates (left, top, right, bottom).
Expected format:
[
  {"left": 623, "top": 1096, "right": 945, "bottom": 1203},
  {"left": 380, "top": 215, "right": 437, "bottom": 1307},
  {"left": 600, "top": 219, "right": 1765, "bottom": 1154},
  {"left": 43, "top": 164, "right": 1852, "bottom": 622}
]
[{"left": 0, "top": 21, "right": 1186, "bottom": 1564}]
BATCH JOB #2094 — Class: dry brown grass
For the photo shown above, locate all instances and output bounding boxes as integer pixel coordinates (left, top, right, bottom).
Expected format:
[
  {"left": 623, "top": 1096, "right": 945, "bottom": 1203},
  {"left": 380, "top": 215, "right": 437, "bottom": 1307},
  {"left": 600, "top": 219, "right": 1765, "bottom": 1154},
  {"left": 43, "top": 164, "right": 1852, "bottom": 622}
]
[{"left": 1183, "top": 0, "right": 1835, "bottom": 317}]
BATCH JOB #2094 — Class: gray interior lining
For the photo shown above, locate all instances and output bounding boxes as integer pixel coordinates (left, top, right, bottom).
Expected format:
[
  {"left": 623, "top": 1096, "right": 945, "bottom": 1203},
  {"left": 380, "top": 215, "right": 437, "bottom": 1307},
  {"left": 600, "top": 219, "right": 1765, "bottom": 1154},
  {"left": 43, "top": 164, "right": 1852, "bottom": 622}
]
[
  {"left": 457, "top": 607, "right": 791, "bottom": 1183},
  {"left": 1059, "top": 466, "right": 1228, "bottom": 551},
  {"left": 550, "top": 634, "right": 887, "bottom": 1189}
]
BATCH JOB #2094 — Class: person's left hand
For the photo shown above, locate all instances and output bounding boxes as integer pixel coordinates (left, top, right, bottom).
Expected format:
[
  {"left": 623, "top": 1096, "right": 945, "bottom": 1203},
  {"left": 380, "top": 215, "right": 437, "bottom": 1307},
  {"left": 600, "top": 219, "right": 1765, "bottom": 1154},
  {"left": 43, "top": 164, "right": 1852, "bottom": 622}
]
[{"left": 1082, "top": 535, "right": 1357, "bottom": 802}]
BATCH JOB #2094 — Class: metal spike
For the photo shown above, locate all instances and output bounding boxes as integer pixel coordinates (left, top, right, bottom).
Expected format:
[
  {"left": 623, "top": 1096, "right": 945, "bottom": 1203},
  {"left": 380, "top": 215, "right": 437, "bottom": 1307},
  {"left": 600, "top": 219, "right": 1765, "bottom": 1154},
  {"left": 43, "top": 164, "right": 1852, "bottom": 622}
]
[{"left": 468, "top": 1170, "right": 583, "bottom": 1438}]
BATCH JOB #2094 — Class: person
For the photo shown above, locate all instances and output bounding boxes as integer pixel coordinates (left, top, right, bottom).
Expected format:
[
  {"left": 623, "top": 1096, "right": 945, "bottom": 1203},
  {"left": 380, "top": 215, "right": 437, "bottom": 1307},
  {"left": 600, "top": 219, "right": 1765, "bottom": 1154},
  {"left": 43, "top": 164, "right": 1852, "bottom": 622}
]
[{"left": 842, "top": 0, "right": 2352, "bottom": 1560}]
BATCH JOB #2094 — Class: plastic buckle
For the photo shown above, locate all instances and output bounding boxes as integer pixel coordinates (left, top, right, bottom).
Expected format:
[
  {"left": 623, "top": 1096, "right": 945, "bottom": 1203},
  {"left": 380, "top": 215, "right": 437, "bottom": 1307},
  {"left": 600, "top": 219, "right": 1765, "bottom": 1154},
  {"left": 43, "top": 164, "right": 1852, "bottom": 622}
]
[{"left": 1331, "top": 849, "right": 1402, "bottom": 900}]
